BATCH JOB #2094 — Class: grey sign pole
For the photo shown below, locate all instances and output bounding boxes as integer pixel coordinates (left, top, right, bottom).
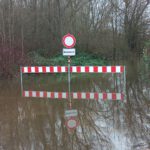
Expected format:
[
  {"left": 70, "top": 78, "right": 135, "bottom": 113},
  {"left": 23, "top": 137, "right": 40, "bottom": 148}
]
[{"left": 68, "top": 56, "right": 72, "bottom": 108}]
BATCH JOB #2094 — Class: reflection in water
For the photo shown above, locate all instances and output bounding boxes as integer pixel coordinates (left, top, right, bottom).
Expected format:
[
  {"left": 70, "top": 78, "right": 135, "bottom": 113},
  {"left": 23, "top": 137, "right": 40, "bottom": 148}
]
[{"left": 0, "top": 66, "right": 150, "bottom": 150}]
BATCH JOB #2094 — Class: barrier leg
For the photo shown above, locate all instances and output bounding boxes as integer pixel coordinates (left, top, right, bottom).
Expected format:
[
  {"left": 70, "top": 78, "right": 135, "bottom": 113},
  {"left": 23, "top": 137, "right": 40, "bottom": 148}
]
[{"left": 20, "top": 67, "right": 23, "bottom": 96}]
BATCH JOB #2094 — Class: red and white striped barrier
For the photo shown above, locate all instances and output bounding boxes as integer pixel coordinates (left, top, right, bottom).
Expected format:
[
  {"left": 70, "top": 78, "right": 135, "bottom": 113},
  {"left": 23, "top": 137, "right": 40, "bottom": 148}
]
[
  {"left": 23, "top": 91, "right": 124, "bottom": 100},
  {"left": 22, "top": 66, "right": 124, "bottom": 73}
]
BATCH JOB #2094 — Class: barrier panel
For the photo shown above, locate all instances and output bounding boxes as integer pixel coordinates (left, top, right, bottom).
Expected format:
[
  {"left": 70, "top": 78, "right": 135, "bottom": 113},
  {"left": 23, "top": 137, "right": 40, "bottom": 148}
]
[
  {"left": 22, "top": 66, "right": 124, "bottom": 73},
  {"left": 23, "top": 91, "right": 124, "bottom": 100}
]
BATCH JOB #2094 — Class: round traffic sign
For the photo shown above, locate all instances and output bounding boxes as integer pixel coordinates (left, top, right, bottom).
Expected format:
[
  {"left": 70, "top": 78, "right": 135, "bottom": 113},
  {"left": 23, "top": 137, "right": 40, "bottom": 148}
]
[
  {"left": 66, "top": 117, "right": 78, "bottom": 130},
  {"left": 62, "top": 33, "right": 76, "bottom": 48}
]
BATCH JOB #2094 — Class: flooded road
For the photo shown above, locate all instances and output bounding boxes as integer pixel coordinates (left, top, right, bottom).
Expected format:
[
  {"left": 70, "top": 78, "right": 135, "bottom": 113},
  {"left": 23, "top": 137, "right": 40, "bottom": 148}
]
[{"left": 0, "top": 64, "right": 150, "bottom": 150}]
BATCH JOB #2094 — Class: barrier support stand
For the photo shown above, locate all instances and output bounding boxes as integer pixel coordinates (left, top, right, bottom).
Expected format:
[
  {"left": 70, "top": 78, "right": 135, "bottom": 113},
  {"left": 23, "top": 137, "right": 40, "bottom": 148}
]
[
  {"left": 20, "top": 67, "right": 23, "bottom": 96},
  {"left": 68, "top": 56, "right": 72, "bottom": 109}
]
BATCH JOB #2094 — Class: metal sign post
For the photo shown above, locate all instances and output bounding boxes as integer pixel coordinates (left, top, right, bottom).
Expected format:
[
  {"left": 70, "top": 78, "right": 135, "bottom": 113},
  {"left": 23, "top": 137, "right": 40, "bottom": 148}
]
[{"left": 68, "top": 56, "right": 72, "bottom": 108}]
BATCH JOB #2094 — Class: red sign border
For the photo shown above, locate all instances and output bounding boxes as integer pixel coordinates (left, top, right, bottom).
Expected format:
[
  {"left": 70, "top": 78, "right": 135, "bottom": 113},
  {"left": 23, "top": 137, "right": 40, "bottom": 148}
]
[{"left": 62, "top": 33, "right": 76, "bottom": 48}]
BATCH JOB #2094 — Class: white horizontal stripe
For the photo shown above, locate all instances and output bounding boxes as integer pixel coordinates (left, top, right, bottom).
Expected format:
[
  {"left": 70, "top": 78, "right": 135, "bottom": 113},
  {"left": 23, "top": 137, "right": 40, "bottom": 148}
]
[
  {"left": 39, "top": 67, "right": 43, "bottom": 73},
  {"left": 81, "top": 67, "right": 85, "bottom": 72},
  {"left": 47, "top": 92, "right": 51, "bottom": 98},
  {"left": 54, "top": 92, "right": 58, "bottom": 98},
  {"left": 89, "top": 66, "right": 94, "bottom": 72},
  {"left": 61, "top": 66, "right": 66, "bottom": 72},
  {"left": 25, "top": 91, "right": 29, "bottom": 97},
  {"left": 40, "top": 92, "right": 44, "bottom": 97},
  {"left": 72, "top": 66, "right": 77, "bottom": 72},
  {"left": 116, "top": 93, "right": 121, "bottom": 100},
  {"left": 73, "top": 93, "right": 77, "bottom": 99},
  {"left": 32, "top": 91, "right": 36, "bottom": 97},
  {"left": 98, "top": 66, "right": 102, "bottom": 73},
  {"left": 54, "top": 67, "right": 58, "bottom": 72},
  {"left": 116, "top": 66, "right": 121, "bottom": 73},
  {"left": 99, "top": 93, "right": 103, "bottom": 99},
  {"left": 24, "top": 67, "right": 28, "bottom": 73},
  {"left": 81, "top": 93, "right": 86, "bottom": 99},
  {"left": 107, "top": 66, "right": 111, "bottom": 73},
  {"left": 46, "top": 67, "right": 50, "bottom": 72},
  {"left": 90, "top": 93, "right": 94, "bottom": 99},
  {"left": 31, "top": 67, "right": 35, "bottom": 73},
  {"left": 62, "top": 92, "right": 67, "bottom": 98},
  {"left": 107, "top": 93, "right": 112, "bottom": 100}
]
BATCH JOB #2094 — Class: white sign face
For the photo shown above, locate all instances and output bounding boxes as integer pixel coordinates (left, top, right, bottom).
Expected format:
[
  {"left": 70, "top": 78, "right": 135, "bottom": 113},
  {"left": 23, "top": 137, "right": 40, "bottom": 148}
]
[
  {"left": 63, "top": 48, "right": 76, "bottom": 56},
  {"left": 64, "top": 37, "right": 74, "bottom": 47},
  {"left": 65, "top": 109, "right": 78, "bottom": 117}
]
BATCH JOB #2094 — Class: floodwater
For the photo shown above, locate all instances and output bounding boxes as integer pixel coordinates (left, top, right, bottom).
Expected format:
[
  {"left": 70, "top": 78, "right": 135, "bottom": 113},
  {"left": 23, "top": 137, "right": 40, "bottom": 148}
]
[{"left": 0, "top": 63, "right": 150, "bottom": 150}]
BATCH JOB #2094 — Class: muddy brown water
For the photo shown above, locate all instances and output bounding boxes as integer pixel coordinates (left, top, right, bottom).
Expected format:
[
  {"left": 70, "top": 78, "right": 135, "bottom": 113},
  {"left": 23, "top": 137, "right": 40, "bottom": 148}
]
[{"left": 0, "top": 66, "right": 149, "bottom": 150}]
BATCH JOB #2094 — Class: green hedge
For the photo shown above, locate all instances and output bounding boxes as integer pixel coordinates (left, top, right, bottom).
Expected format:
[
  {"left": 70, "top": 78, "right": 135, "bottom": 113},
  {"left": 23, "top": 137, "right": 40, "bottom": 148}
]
[{"left": 28, "top": 50, "right": 108, "bottom": 66}]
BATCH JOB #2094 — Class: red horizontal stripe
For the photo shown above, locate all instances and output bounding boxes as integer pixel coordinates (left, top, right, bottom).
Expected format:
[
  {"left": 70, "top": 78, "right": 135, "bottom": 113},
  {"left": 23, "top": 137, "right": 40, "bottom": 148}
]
[
  {"left": 22, "top": 67, "right": 24, "bottom": 73},
  {"left": 85, "top": 66, "right": 89, "bottom": 72},
  {"left": 77, "top": 92, "right": 81, "bottom": 99},
  {"left": 103, "top": 92, "right": 107, "bottom": 100},
  {"left": 58, "top": 66, "right": 61, "bottom": 72},
  {"left": 111, "top": 66, "right": 116, "bottom": 73},
  {"left": 43, "top": 66, "right": 46, "bottom": 73},
  {"left": 94, "top": 66, "right": 98, "bottom": 73},
  {"left": 77, "top": 66, "right": 81, "bottom": 73},
  {"left": 28, "top": 67, "right": 31, "bottom": 73},
  {"left": 86, "top": 92, "right": 90, "bottom": 99},
  {"left": 23, "top": 91, "right": 25, "bottom": 96},
  {"left": 58, "top": 92, "right": 62, "bottom": 99},
  {"left": 43, "top": 91, "right": 47, "bottom": 97},
  {"left": 50, "top": 66, "right": 54, "bottom": 72},
  {"left": 102, "top": 66, "right": 106, "bottom": 73},
  {"left": 36, "top": 91, "right": 40, "bottom": 97},
  {"left": 112, "top": 93, "right": 116, "bottom": 100},
  {"left": 51, "top": 92, "right": 54, "bottom": 98},
  {"left": 35, "top": 66, "right": 39, "bottom": 73},
  {"left": 65, "top": 66, "right": 68, "bottom": 72},
  {"left": 94, "top": 93, "right": 98, "bottom": 100},
  {"left": 29, "top": 91, "right": 32, "bottom": 97}
]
